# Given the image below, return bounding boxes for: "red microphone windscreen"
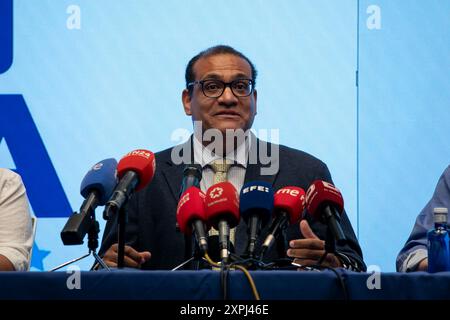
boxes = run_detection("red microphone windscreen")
[204,182,240,229]
[305,180,344,220]
[117,149,156,191]
[176,186,206,235]
[274,186,306,224]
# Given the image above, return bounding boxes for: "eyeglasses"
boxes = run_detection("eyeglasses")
[187,79,254,98]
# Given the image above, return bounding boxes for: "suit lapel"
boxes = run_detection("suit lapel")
[161,160,184,202]
[236,139,280,255]
[244,162,278,186]
[244,138,280,187]
[160,138,193,202]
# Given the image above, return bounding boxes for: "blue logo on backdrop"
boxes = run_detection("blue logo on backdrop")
[0,0,13,74]
[0,95,72,217]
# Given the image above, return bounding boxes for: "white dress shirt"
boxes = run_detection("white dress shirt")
[193,132,254,193]
[0,169,34,271]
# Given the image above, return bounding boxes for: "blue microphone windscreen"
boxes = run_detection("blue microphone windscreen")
[80,158,118,205]
[239,181,274,224]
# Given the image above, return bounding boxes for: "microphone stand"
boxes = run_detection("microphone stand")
[188,235,203,270]
[257,228,290,270]
[88,220,110,270]
[317,227,337,267]
[51,213,110,271]
[276,229,288,260]
[117,206,127,269]
[183,234,193,269]
[172,236,203,271]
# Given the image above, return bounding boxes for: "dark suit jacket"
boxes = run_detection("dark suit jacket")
[99,141,366,271]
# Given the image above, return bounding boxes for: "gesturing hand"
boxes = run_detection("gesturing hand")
[287,220,341,268]
[102,244,151,268]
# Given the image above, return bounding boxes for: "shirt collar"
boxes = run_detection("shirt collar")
[193,131,255,168]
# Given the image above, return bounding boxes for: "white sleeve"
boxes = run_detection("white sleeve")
[401,248,428,272]
[0,169,33,271]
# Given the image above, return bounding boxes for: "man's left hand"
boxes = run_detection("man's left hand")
[287,220,342,269]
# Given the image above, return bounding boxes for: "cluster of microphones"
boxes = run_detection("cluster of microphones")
[60,148,348,270]
[177,165,348,268]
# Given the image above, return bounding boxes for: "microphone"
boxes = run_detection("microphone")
[103,149,155,220]
[61,158,118,245]
[305,180,347,245]
[176,186,208,255]
[177,164,203,266]
[239,181,274,258]
[179,164,202,197]
[204,182,240,263]
[261,186,305,257]
[176,164,202,230]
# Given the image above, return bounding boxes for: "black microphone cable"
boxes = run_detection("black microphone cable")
[203,252,260,300]
[293,261,349,301]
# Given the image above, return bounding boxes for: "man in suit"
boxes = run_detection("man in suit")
[98,45,365,271]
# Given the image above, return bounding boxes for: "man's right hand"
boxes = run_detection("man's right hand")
[417,258,428,271]
[102,244,151,268]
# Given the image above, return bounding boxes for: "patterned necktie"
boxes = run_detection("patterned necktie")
[209,159,236,246]
[210,159,231,184]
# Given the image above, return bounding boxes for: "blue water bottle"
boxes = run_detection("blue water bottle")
[427,207,450,273]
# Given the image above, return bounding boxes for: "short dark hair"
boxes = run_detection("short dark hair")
[185,45,257,95]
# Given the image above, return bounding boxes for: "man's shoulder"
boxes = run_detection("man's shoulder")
[443,165,450,179]
[253,139,330,181]
[278,144,322,161]
[0,169,27,203]
[0,168,19,179]
[153,142,191,166]
[264,141,327,169]
[154,146,176,162]
[435,164,450,195]
[0,168,24,188]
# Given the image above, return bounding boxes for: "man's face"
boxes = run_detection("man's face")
[182,54,257,135]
